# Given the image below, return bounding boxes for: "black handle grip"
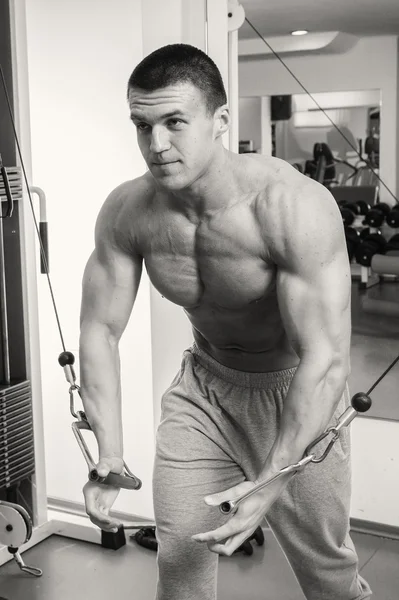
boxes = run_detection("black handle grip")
[89,469,142,490]
[39,221,49,273]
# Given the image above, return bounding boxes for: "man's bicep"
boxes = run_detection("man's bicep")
[268,180,352,366]
[276,254,351,365]
[80,247,142,341]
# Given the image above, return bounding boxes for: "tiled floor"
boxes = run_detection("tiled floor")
[0,529,398,599]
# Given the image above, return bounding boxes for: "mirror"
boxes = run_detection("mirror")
[239,90,381,168]
[272,90,380,180]
[239,90,399,422]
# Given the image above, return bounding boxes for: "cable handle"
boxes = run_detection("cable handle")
[60,352,142,491]
[219,454,314,516]
[72,419,142,490]
[220,392,372,516]
[305,392,372,462]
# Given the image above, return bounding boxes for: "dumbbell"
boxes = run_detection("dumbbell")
[386,205,399,228]
[359,228,387,244]
[340,201,370,227]
[344,227,360,261]
[133,524,265,558]
[354,233,387,267]
[386,233,399,256]
[356,200,371,215]
[234,526,265,556]
[133,526,158,552]
[363,202,391,227]
[359,227,377,240]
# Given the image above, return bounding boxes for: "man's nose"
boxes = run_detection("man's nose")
[150,126,171,154]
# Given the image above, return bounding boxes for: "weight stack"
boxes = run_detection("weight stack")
[0,381,35,489]
[1,165,35,515]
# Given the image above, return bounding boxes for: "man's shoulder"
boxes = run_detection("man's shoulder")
[105,172,156,214]
[238,154,308,202]
[247,156,339,259]
[249,156,333,219]
[96,173,156,253]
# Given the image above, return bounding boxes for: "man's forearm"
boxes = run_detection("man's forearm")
[256,357,348,486]
[79,325,124,461]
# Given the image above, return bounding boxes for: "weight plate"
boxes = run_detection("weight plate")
[341,208,355,226]
[364,233,387,249]
[364,210,384,227]
[345,227,360,241]
[0,503,31,548]
[386,210,399,228]
[376,203,391,215]
[356,201,370,215]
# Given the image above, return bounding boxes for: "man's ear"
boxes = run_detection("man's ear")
[214,105,230,139]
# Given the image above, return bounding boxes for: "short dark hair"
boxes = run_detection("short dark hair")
[127,44,227,115]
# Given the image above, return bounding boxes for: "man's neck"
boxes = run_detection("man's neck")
[169,149,243,220]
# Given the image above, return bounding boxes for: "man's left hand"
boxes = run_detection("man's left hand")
[191,480,273,556]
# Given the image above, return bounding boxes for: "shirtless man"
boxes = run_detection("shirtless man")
[80,44,371,600]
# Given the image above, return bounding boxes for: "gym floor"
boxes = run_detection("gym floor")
[0,528,398,599]
[1,281,398,599]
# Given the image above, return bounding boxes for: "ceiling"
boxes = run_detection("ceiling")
[239,0,399,38]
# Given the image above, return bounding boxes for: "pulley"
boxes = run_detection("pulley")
[0,500,42,577]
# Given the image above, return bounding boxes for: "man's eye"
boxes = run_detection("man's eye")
[136,123,149,131]
[168,119,184,127]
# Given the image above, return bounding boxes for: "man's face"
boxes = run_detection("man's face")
[128,82,224,191]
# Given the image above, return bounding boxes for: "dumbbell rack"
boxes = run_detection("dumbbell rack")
[338,194,399,287]
[348,218,399,288]
[351,264,379,289]
[348,214,375,287]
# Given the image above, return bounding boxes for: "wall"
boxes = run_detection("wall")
[239,96,262,151]
[351,418,399,526]
[239,36,399,527]
[24,0,155,519]
[150,292,194,429]
[239,36,398,206]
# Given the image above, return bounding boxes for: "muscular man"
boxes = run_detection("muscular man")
[80,44,371,600]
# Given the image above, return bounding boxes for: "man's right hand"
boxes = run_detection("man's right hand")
[83,457,124,532]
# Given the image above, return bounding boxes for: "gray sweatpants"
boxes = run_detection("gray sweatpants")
[153,343,372,600]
